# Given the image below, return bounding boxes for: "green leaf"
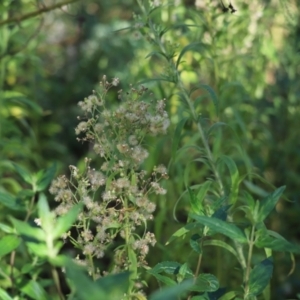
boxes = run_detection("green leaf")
[256,230,300,253]
[247,257,273,297]
[190,215,247,243]
[52,203,83,240]
[189,273,219,292]
[0,288,13,300]
[203,239,238,258]
[0,223,15,234]
[176,42,206,69]
[193,181,211,215]
[190,234,202,254]
[218,291,240,300]
[257,186,285,222]
[212,205,231,221]
[149,272,177,286]
[218,156,240,204]
[149,279,194,300]
[20,280,49,300]
[35,163,57,192]
[166,222,202,245]
[66,260,130,300]
[0,191,26,211]
[171,117,188,162]
[13,163,33,185]
[0,235,21,257]
[10,217,45,241]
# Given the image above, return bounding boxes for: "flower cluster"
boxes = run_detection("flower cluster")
[49,76,169,284]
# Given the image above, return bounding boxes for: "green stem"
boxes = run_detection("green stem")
[243,226,256,299]
[51,266,65,300]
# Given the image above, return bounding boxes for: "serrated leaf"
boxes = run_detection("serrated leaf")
[0,235,21,257]
[190,215,247,243]
[257,186,285,222]
[247,257,273,297]
[189,273,219,293]
[0,191,25,211]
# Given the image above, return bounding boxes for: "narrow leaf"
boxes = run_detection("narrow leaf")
[189,273,219,292]
[0,191,25,211]
[257,186,285,222]
[0,235,21,257]
[13,163,32,185]
[190,215,247,243]
[36,163,57,192]
[248,257,273,297]
[53,203,83,239]
[149,279,193,300]
[171,117,188,161]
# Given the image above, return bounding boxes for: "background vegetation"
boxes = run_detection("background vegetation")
[0,0,300,299]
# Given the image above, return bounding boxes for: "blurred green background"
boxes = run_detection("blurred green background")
[1,0,299,298]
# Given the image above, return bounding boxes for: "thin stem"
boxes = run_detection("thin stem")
[243,226,256,299]
[0,0,80,27]
[51,266,65,300]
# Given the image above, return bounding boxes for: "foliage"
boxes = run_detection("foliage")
[0,0,300,299]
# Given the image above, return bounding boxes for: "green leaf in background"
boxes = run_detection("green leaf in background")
[0,191,25,211]
[166,222,202,245]
[35,163,57,192]
[247,257,273,297]
[190,233,202,254]
[190,215,247,243]
[203,239,238,258]
[52,202,83,240]
[217,156,240,205]
[20,280,49,300]
[171,117,188,162]
[148,271,177,286]
[149,279,194,300]
[212,205,231,221]
[189,273,219,293]
[12,163,33,185]
[257,186,285,223]
[176,42,206,69]
[0,235,20,257]
[256,230,300,253]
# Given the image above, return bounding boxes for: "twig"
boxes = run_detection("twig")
[0,0,80,27]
